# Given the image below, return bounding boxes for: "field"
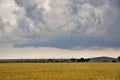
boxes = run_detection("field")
[0,63,120,80]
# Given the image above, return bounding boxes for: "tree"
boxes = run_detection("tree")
[71,58,76,62]
[78,58,85,62]
[80,58,85,62]
[117,56,120,62]
[112,59,117,63]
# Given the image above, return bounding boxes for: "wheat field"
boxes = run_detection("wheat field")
[0,63,120,80]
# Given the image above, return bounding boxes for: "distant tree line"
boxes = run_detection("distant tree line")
[0,58,89,63]
[0,56,120,63]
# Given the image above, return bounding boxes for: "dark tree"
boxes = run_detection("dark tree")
[117,56,120,62]
[71,58,76,62]
[80,58,85,62]
[112,59,117,63]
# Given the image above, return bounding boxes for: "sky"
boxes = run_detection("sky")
[0,0,120,59]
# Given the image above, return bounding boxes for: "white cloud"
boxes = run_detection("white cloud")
[0,0,120,49]
[14,0,119,36]
[0,47,120,59]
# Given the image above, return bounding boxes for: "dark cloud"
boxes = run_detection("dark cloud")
[13,35,120,49]
[0,18,5,33]
[89,0,105,7]
[0,0,120,49]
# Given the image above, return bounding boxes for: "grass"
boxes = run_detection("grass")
[0,63,120,80]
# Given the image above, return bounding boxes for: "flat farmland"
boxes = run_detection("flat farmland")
[0,63,120,80]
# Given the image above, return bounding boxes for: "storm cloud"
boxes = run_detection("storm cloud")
[0,0,120,49]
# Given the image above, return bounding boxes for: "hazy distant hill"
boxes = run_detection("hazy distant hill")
[88,56,116,62]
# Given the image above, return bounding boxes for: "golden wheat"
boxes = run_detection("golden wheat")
[0,63,120,80]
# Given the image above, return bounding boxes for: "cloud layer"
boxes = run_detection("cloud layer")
[0,0,120,49]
